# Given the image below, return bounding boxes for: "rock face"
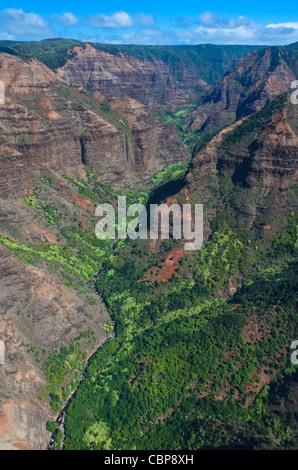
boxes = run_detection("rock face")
[0,53,189,199]
[183,97,298,235]
[57,44,207,112]
[0,49,190,449]
[108,96,188,173]
[0,238,108,449]
[186,45,297,135]
[0,40,297,451]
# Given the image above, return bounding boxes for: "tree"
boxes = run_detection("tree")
[83,421,112,450]
[46,420,56,433]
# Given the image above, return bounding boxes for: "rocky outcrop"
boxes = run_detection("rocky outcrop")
[0,220,108,449]
[57,44,207,112]
[0,50,190,449]
[108,96,189,173]
[181,97,298,235]
[0,53,189,198]
[0,40,296,451]
[186,46,297,135]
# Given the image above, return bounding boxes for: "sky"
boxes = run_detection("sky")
[0,1,297,45]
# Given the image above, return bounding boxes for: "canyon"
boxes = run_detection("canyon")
[0,39,297,450]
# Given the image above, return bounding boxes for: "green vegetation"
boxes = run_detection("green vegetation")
[0,37,297,451]
[0,162,192,415]
[42,331,96,411]
[63,238,297,449]
[221,94,287,149]
[83,421,112,450]
[1,135,296,449]
[0,38,82,69]
[156,107,197,150]
[62,199,297,450]
[0,233,108,291]
[41,202,62,226]
[60,128,297,448]
[0,39,258,81]
[62,174,119,204]
[46,421,57,433]
[4,145,295,449]
[149,161,189,188]
[16,133,33,145]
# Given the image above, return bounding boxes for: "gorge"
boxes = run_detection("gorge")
[0,39,297,450]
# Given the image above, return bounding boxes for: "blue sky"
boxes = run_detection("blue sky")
[0,1,297,45]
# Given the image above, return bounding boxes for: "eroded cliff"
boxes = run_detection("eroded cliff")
[0,53,189,199]
[185,44,297,136]
[182,96,298,237]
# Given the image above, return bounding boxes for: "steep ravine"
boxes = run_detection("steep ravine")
[48,263,116,450]
[47,176,184,450]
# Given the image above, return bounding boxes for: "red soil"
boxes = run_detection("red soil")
[74,193,94,214]
[139,248,184,284]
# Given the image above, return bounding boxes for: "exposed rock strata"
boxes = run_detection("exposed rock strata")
[57,44,207,112]
[186,47,296,135]
[0,53,189,198]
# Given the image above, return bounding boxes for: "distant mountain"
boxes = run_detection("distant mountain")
[0,39,260,112]
[184,42,298,139]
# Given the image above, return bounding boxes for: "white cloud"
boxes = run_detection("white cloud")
[112,13,298,46]
[227,16,251,28]
[0,9,297,46]
[266,22,298,30]
[1,8,52,37]
[123,32,136,40]
[0,31,16,40]
[58,12,78,26]
[89,11,133,28]
[194,16,260,44]
[191,15,298,45]
[199,11,218,25]
[136,13,155,26]
[194,24,258,42]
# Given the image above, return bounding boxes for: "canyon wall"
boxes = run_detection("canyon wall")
[0,53,189,199]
